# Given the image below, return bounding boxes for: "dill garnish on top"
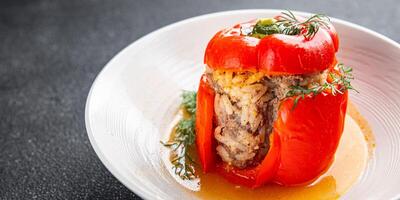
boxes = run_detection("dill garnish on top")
[249,10,331,40]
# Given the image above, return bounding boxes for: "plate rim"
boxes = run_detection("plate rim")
[85,9,400,200]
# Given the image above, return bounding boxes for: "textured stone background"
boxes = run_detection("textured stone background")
[0,0,398,199]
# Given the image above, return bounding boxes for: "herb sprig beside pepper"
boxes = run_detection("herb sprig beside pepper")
[181,91,197,115]
[162,91,198,180]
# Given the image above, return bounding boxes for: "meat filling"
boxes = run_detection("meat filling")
[207,68,328,168]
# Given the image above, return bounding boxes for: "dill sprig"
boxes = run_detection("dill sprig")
[285,63,357,108]
[276,10,331,40]
[162,90,197,180]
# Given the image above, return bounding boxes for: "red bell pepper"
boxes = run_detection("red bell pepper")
[196,14,348,187]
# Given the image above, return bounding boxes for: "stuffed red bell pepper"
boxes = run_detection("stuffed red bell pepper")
[195,11,354,188]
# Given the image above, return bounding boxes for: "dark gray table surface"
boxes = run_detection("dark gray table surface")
[0,0,398,199]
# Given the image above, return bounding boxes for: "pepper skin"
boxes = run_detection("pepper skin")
[195,75,216,172]
[272,91,348,186]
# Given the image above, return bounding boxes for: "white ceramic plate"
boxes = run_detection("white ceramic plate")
[85,10,400,200]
